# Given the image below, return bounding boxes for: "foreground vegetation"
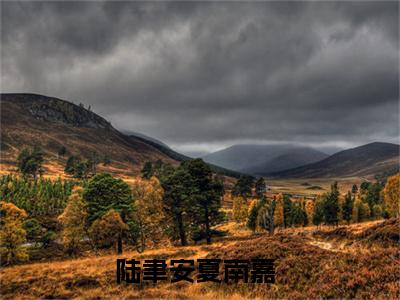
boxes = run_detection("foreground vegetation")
[1,219,398,299]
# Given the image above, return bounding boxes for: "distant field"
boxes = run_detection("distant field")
[266,176,370,196]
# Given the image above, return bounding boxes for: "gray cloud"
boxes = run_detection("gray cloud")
[1,1,399,154]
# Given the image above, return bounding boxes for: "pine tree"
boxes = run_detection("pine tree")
[247,202,259,232]
[182,159,224,244]
[342,191,353,224]
[255,177,266,198]
[161,166,193,246]
[232,175,254,198]
[283,195,292,228]
[17,145,44,179]
[141,161,153,179]
[84,173,133,254]
[323,182,340,226]
[352,184,358,194]
[312,197,324,227]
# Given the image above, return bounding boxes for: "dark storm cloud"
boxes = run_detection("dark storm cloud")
[1,1,399,153]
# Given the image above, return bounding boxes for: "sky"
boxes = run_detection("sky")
[1,1,399,156]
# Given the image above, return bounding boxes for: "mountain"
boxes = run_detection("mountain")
[0,93,184,177]
[270,142,400,178]
[202,144,329,175]
[0,93,242,179]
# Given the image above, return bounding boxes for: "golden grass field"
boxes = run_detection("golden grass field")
[1,219,399,299]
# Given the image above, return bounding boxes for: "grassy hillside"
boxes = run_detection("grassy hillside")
[1,219,398,299]
[270,142,399,178]
[0,93,181,178]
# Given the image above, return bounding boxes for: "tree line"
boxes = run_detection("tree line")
[229,174,399,235]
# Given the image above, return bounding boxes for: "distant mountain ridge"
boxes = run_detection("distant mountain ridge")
[269,142,400,178]
[202,144,329,175]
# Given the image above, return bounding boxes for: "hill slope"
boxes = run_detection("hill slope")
[270,142,399,178]
[203,144,328,174]
[0,93,184,177]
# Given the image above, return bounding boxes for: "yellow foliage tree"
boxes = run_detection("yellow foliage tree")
[232,196,248,223]
[58,186,87,255]
[131,176,166,250]
[305,200,314,225]
[0,201,28,265]
[274,194,284,228]
[89,209,128,251]
[382,173,400,218]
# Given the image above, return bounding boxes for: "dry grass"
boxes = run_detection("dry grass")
[1,220,399,299]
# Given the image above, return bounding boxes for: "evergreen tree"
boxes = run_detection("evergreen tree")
[182,159,224,244]
[161,166,193,246]
[323,182,340,226]
[351,184,358,194]
[17,145,44,179]
[312,198,324,227]
[83,173,133,254]
[247,202,258,232]
[232,175,254,198]
[141,161,153,179]
[283,195,292,228]
[342,191,353,224]
[58,146,67,158]
[255,177,266,198]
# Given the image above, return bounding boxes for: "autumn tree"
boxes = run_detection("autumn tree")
[84,173,133,254]
[257,196,276,235]
[382,173,400,218]
[304,200,314,226]
[273,194,284,228]
[232,196,248,223]
[89,209,128,251]
[58,187,87,256]
[131,176,165,252]
[0,201,28,265]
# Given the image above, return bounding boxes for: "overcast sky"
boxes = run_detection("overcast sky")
[1,1,399,155]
